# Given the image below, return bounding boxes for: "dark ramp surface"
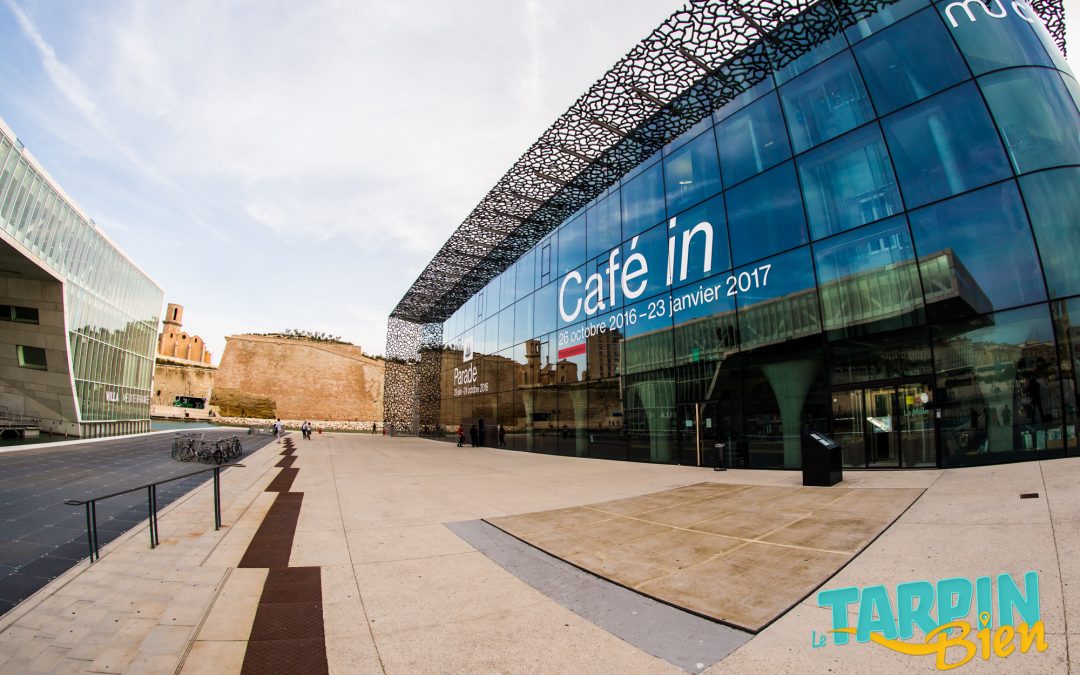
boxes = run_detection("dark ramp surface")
[0,429,276,615]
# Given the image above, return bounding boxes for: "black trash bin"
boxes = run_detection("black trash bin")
[801,429,842,486]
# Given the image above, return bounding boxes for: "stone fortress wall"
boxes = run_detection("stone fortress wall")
[212,334,384,422]
[152,356,216,406]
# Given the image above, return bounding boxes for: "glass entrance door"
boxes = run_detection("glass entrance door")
[832,383,936,468]
[865,387,899,467]
[677,402,722,467]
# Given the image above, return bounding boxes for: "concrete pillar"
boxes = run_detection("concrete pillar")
[762,358,820,469]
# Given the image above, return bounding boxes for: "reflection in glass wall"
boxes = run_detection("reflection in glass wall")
[434,0,1080,471]
[933,306,1063,466]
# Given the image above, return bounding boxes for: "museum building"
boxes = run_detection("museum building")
[0,117,163,437]
[386,0,1079,470]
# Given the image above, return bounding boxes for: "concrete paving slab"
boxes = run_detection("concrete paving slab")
[448,519,749,673]
[488,482,920,632]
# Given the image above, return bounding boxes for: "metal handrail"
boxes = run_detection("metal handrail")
[65,463,245,562]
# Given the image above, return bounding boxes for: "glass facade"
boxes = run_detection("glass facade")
[435,0,1080,469]
[0,122,163,434]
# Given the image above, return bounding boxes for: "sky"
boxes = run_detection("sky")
[0,0,1076,364]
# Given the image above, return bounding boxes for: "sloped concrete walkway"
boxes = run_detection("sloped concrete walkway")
[0,433,1075,673]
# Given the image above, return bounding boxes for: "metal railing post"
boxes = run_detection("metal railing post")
[83,502,95,562]
[90,500,99,561]
[149,484,159,547]
[147,486,156,548]
[213,467,221,530]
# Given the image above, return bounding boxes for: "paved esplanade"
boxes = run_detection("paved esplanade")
[0,433,1075,673]
[0,429,276,615]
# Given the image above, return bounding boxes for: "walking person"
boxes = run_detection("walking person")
[457,424,465,447]
[469,424,478,448]
[372,421,377,435]
[274,418,283,444]
[498,424,506,447]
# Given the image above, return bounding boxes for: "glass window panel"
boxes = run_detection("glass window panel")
[672,269,738,370]
[537,238,553,287]
[515,248,535,300]
[663,128,722,215]
[17,345,47,371]
[663,115,714,154]
[882,82,1011,208]
[669,193,730,290]
[979,67,1080,175]
[1,161,27,223]
[727,162,808,267]
[853,7,969,115]
[499,267,515,311]
[940,0,1052,75]
[839,0,930,44]
[484,277,500,317]
[497,307,515,351]
[513,294,534,344]
[769,1,848,85]
[798,123,903,240]
[622,150,660,183]
[557,263,588,329]
[587,377,627,460]
[813,215,923,334]
[1019,168,1080,299]
[734,246,821,350]
[1027,8,1070,72]
[623,294,674,372]
[933,304,1062,466]
[779,51,875,153]
[716,92,791,186]
[586,193,621,260]
[909,181,1045,317]
[558,214,586,276]
[620,221,669,304]
[0,138,13,184]
[533,281,557,337]
[621,161,665,235]
[712,47,776,124]
[1051,298,1080,454]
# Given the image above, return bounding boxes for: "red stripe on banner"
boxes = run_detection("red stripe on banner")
[558,343,586,359]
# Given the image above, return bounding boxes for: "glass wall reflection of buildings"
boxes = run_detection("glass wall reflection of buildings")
[435,0,1080,470]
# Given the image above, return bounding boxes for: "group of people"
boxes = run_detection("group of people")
[456,421,507,448]
[271,418,317,442]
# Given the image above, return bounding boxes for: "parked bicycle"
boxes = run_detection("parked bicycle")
[171,433,242,465]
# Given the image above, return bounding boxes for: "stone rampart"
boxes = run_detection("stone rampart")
[212,334,384,421]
